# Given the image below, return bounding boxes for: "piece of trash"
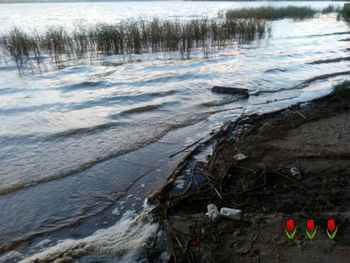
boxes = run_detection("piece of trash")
[233,153,248,161]
[206,204,220,222]
[220,207,242,220]
[290,167,302,180]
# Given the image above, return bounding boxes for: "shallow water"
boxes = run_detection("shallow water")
[0,1,350,261]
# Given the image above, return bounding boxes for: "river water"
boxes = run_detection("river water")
[0,1,349,262]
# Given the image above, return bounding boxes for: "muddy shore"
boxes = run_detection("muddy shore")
[150,84,350,262]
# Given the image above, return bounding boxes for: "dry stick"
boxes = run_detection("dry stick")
[236,165,257,173]
[203,171,222,199]
[169,135,207,158]
[242,173,266,193]
[218,166,231,193]
[164,220,185,252]
[271,169,297,183]
[295,110,307,119]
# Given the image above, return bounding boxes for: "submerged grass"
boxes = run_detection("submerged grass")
[0,17,267,70]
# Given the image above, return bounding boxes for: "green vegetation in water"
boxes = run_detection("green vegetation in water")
[225,6,318,20]
[1,5,346,72]
[0,17,267,71]
[337,10,350,21]
[321,4,342,14]
[224,5,344,20]
[333,80,350,95]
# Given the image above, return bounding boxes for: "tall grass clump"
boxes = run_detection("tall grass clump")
[0,28,42,70]
[333,80,350,95]
[0,17,268,70]
[225,6,317,20]
[337,9,350,21]
[321,5,341,14]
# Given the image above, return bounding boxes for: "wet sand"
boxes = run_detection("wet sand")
[151,85,350,262]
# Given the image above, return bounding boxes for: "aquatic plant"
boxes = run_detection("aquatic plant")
[321,5,341,14]
[333,80,350,95]
[337,9,350,21]
[225,6,318,20]
[0,17,268,70]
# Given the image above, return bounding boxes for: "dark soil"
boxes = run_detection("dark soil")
[151,87,350,263]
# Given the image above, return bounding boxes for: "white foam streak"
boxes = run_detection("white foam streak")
[20,211,158,263]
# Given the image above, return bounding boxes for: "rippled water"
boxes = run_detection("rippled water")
[0,1,350,261]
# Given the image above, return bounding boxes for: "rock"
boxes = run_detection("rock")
[212,86,249,97]
[207,204,220,222]
[220,207,242,220]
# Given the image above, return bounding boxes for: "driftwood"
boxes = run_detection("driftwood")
[212,86,249,97]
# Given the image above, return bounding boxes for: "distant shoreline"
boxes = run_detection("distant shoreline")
[0,0,349,4]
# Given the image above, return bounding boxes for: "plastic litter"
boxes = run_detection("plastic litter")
[220,207,242,220]
[206,204,220,222]
[290,167,302,180]
[233,153,248,161]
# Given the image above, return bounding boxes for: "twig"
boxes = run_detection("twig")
[203,172,222,199]
[295,110,306,119]
[169,135,206,158]
[164,220,185,252]
[236,165,257,174]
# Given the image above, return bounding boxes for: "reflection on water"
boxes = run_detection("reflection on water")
[1,16,349,196]
[0,1,350,261]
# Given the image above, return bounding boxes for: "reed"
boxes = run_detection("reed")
[225,6,318,20]
[0,17,267,70]
[321,5,342,14]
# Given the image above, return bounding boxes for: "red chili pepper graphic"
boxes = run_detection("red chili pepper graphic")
[285,219,297,239]
[306,219,317,240]
[326,219,338,240]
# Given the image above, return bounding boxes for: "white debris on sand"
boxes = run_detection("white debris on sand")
[206,204,220,222]
[220,207,242,220]
[233,153,248,161]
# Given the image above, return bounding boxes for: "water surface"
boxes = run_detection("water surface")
[0,1,349,261]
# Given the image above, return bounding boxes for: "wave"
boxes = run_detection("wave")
[251,70,350,96]
[309,57,350,65]
[60,80,111,93]
[0,109,219,196]
[117,103,165,115]
[264,67,288,73]
[301,70,350,86]
[19,210,158,263]
[0,90,177,115]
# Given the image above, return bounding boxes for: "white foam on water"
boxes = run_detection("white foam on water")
[20,210,158,263]
[0,251,24,262]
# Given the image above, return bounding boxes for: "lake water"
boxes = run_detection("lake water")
[0,1,349,262]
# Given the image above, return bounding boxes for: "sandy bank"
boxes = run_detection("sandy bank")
[150,84,350,262]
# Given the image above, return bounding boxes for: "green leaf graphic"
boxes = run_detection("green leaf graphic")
[326,226,339,240]
[306,226,318,240]
[285,226,297,239]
